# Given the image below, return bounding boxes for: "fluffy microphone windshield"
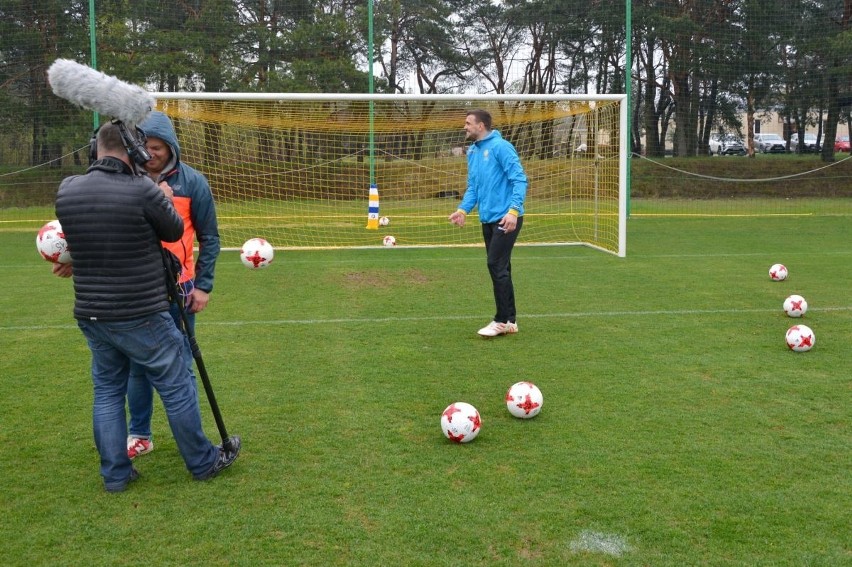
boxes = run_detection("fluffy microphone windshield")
[47,59,155,125]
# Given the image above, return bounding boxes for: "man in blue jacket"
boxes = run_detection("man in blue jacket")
[449,109,528,337]
[126,111,221,459]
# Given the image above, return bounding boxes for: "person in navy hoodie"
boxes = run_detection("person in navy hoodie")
[126,111,221,459]
[449,109,528,337]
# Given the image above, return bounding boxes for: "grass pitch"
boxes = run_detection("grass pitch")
[0,212,849,565]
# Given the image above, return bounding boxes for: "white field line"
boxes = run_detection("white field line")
[568,530,631,557]
[3,306,850,332]
[6,245,852,266]
[5,249,852,273]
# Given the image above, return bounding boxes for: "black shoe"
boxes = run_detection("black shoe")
[195,436,241,481]
[105,467,140,493]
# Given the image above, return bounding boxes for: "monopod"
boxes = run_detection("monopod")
[162,248,237,453]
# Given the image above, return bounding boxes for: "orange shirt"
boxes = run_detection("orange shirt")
[162,195,195,283]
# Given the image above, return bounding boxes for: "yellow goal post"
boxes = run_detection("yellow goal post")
[151,93,628,257]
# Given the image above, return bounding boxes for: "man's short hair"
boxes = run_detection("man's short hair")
[466,109,492,131]
[96,122,128,155]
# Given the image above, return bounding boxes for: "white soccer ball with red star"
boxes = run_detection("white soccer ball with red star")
[440,402,481,443]
[783,294,808,318]
[240,237,274,269]
[785,324,815,352]
[36,220,71,264]
[382,235,396,247]
[505,381,543,419]
[769,263,788,281]
[379,216,390,226]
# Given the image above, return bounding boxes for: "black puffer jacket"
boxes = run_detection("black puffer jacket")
[56,158,184,321]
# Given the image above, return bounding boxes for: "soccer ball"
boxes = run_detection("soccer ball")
[769,263,788,281]
[785,324,815,352]
[36,220,71,264]
[440,402,481,443]
[783,294,808,318]
[382,235,396,247]
[240,238,274,269]
[379,216,390,227]
[505,381,543,419]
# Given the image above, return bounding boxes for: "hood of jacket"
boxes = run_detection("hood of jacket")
[139,110,181,168]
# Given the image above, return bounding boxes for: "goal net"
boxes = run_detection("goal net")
[152,94,627,256]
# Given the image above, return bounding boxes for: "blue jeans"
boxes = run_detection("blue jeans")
[127,297,196,439]
[78,312,216,490]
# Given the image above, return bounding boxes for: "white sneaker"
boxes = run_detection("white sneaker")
[127,436,154,459]
[477,321,519,337]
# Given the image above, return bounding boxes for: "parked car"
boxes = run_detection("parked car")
[790,134,821,153]
[708,134,746,156]
[754,133,787,153]
[835,136,851,152]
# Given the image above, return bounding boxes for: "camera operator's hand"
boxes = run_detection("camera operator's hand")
[158,181,174,202]
[52,262,73,278]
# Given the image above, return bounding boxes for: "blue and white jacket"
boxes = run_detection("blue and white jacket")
[458,130,527,223]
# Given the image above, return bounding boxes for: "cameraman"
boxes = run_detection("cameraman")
[54,122,239,492]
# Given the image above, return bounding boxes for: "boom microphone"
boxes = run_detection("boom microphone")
[47,59,155,126]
